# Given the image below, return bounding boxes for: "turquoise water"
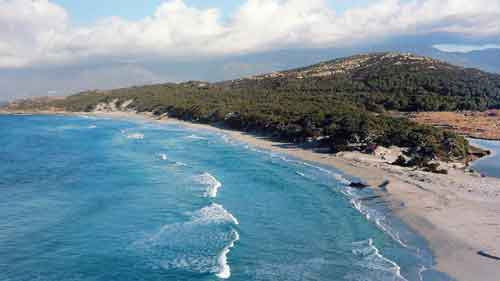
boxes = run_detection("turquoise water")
[469,138,500,178]
[0,115,453,281]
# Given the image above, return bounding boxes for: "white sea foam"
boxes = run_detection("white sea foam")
[155,153,187,167]
[350,196,409,248]
[219,133,240,145]
[334,173,351,185]
[375,217,409,248]
[418,265,428,281]
[132,180,240,279]
[88,125,97,129]
[190,203,239,225]
[295,171,307,178]
[351,239,408,281]
[302,162,333,175]
[126,133,144,139]
[140,204,239,248]
[221,134,231,143]
[186,134,207,140]
[216,230,240,279]
[195,172,222,198]
[173,161,188,167]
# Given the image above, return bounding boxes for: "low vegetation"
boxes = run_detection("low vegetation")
[48,83,470,163]
[6,52,497,165]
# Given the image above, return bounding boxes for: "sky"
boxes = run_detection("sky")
[1,0,500,100]
[51,0,373,24]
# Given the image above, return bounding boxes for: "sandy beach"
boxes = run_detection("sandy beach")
[4,110,500,281]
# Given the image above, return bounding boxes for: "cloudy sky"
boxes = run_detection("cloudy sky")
[1,0,500,100]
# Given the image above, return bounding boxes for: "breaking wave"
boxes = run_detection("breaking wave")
[186,134,208,140]
[194,172,223,198]
[126,133,145,140]
[190,203,239,225]
[348,238,408,281]
[349,192,409,249]
[216,230,240,279]
[295,171,308,178]
[134,203,239,278]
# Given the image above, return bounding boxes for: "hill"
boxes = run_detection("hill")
[219,52,500,111]
[6,52,500,166]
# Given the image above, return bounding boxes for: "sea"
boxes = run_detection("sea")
[468,138,500,178]
[0,115,455,281]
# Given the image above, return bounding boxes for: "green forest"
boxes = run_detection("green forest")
[8,53,500,166]
[50,83,470,165]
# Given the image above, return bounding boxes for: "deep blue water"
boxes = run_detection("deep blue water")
[0,115,454,281]
[469,138,500,178]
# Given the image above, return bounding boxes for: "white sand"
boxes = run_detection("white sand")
[156,114,500,281]
[8,110,500,281]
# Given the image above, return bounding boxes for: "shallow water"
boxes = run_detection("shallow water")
[0,115,454,281]
[469,138,500,178]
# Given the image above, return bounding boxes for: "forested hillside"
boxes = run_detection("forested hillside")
[6,52,500,165]
[220,52,500,111]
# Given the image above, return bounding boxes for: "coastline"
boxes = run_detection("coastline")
[4,110,500,281]
[468,138,499,161]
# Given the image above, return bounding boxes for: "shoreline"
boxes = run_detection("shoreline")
[468,138,499,162]
[4,110,500,281]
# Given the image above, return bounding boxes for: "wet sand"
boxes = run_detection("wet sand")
[5,110,500,281]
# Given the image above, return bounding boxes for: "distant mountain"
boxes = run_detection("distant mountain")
[1,32,499,101]
[430,49,500,74]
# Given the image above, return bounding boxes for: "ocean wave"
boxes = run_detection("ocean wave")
[194,173,222,198]
[173,161,188,167]
[134,203,239,278]
[302,162,333,175]
[216,230,240,279]
[350,195,409,248]
[219,134,240,146]
[54,125,83,130]
[333,173,351,186]
[78,115,98,120]
[349,238,408,281]
[418,265,428,281]
[88,125,97,129]
[155,153,188,167]
[186,134,208,140]
[126,133,145,139]
[140,204,239,247]
[295,171,308,178]
[190,203,239,225]
[220,134,231,143]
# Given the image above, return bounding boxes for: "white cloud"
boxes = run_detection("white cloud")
[0,0,69,67]
[433,43,500,53]
[1,0,500,68]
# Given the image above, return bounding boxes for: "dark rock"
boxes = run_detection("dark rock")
[364,143,378,154]
[349,182,369,189]
[478,251,500,261]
